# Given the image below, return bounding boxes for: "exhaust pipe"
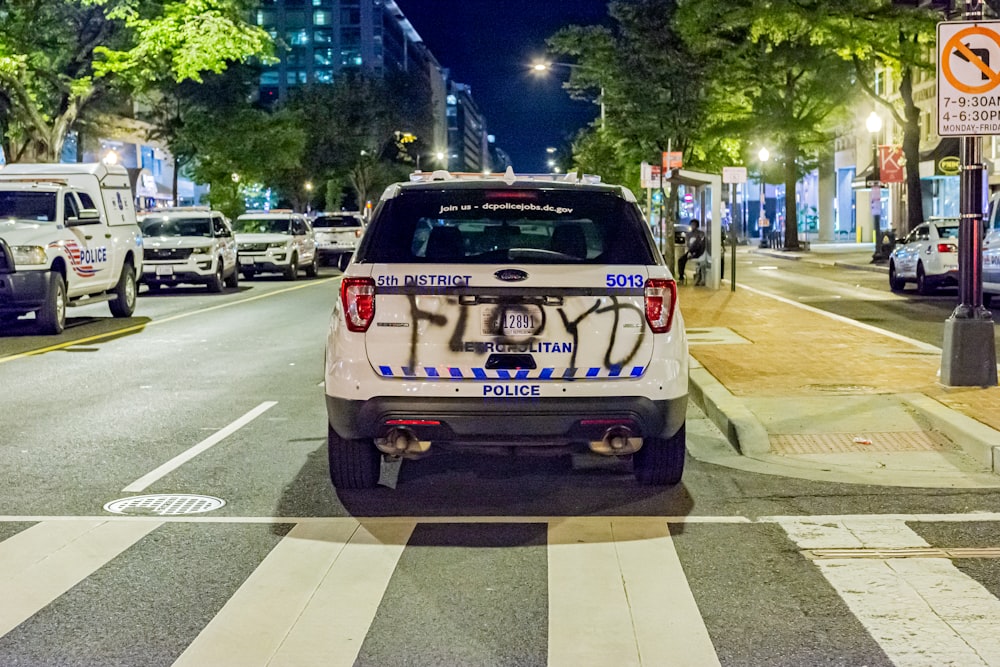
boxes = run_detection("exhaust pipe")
[589,426,642,456]
[376,428,431,458]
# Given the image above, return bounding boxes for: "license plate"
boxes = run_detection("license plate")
[155,265,174,276]
[482,305,543,336]
[239,256,253,265]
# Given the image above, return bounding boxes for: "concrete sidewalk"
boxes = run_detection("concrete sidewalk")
[680,249,1000,488]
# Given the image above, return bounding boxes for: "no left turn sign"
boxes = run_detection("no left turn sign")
[938,21,1000,136]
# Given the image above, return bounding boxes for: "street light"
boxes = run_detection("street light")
[531,60,605,130]
[866,111,884,262]
[758,147,770,248]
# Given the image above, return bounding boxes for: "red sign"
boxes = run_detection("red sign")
[878,145,904,184]
[662,151,683,170]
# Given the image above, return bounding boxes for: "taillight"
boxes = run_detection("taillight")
[355,229,363,238]
[340,277,375,332]
[644,278,677,333]
[937,243,956,253]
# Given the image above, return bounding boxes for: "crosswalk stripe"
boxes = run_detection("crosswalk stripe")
[547,518,719,667]
[172,520,414,667]
[0,520,161,637]
[780,518,1000,667]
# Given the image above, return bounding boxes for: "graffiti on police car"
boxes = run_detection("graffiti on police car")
[402,293,646,373]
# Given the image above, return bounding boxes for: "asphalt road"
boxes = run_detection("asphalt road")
[2,261,1000,666]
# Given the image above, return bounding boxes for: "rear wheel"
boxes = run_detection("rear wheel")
[888,261,905,291]
[985,292,994,308]
[633,424,686,485]
[36,272,67,335]
[338,253,352,271]
[327,424,381,489]
[916,263,933,295]
[109,262,137,317]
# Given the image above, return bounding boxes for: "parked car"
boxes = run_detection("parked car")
[324,168,688,490]
[311,211,366,270]
[888,219,959,295]
[139,208,238,292]
[233,211,318,280]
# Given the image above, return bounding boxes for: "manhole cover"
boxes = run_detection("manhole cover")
[803,383,880,394]
[103,494,225,516]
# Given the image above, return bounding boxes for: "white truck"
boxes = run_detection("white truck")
[0,163,143,334]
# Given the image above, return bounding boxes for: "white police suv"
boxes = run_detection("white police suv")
[324,169,688,489]
[888,219,959,295]
[233,211,318,280]
[139,208,238,292]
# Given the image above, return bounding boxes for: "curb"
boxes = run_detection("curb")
[688,361,770,456]
[901,393,1000,474]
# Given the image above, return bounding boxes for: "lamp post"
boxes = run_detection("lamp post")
[866,111,884,262]
[758,147,769,248]
[531,61,605,130]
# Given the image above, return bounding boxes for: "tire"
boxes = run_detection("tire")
[984,292,994,308]
[241,269,255,280]
[327,424,381,489]
[888,261,905,292]
[916,263,933,295]
[283,254,298,280]
[633,424,686,486]
[224,265,239,289]
[305,254,318,278]
[338,253,352,271]
[109,262,137,317]
[207,261,224,293]
[36,272,67,335]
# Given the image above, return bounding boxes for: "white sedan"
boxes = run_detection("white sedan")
[888,220,959,295]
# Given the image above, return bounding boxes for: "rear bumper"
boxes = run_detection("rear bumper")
[326,394,687,443]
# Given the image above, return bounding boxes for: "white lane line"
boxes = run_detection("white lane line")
[548,519,640,666]
[172,520,414,667]
[780,518,1000,666]
[269,521,414,666]
[614,519,721,667]
[548,518,719,667]
[123,401,277,492]
[738,283,942,352]
[0,520,160,638]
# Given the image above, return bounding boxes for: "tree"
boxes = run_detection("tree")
[676,0,857,251]
[548,0,714,266]
[796,0,940,235]
[279,74,423,209]
[0,0,272,163]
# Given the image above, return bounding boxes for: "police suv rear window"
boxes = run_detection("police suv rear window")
[357,188,657,265]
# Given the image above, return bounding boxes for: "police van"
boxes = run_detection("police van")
[324,168,689,489]
[0,163,143,334]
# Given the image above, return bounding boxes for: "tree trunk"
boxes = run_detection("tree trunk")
[899,67,924,235]
[783,141,800,250]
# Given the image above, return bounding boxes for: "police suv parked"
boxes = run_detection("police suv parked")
[0,162,142,334]
[139,208,238,292]
[324,168,688,489]
[233,211,318,280]
[312,210,366,270]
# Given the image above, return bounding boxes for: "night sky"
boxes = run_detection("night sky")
[392,0,610,173]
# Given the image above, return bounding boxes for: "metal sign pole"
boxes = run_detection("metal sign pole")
[941,0,998,386]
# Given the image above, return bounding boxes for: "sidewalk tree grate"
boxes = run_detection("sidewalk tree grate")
[803,383,881,394]
[686,327,752,346]
[771,431,957,454]
[103,494,226,516]
[803,547,1000,560]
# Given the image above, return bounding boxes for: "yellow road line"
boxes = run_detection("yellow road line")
[0,277,339,365]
